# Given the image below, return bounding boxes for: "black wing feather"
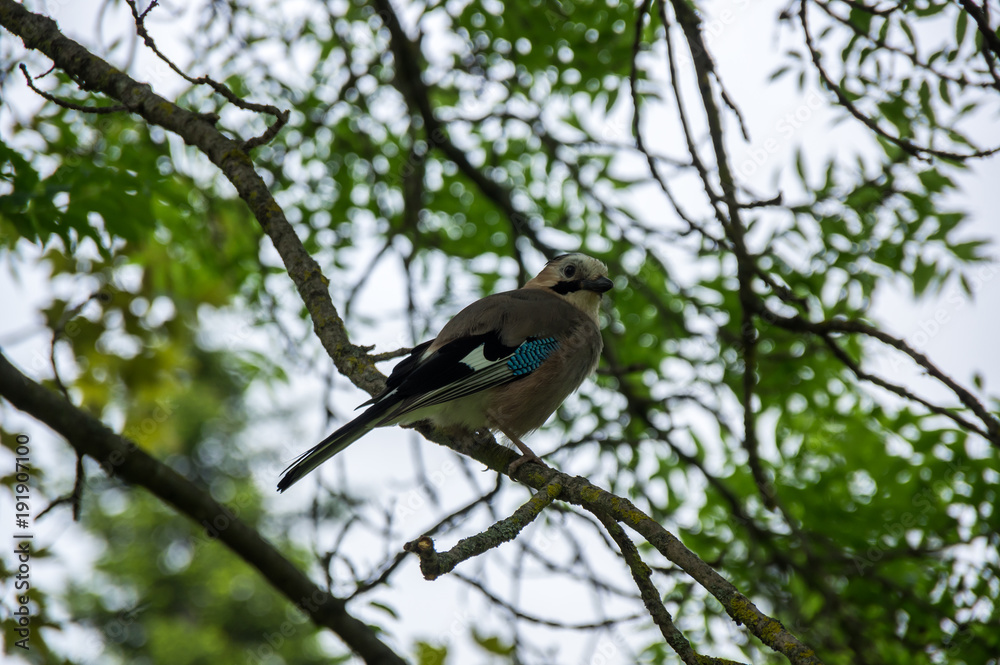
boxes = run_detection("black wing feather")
[379,332,518,403]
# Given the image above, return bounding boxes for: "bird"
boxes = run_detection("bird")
[277,253,613,492]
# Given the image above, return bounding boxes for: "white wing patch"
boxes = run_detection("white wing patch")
[399,343,516,414]
[376,337,558,424]
[459,344,501,372]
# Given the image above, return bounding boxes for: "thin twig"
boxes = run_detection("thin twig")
[36,452,86,521]
[958,0,1000,59]
[593,509,749,665]
[647,3,727,237]
[124,0,288,150]
[800,0,1000,160]
[404,480,560,580]
[762,308,1000,445]
[453,571,645,630]
[350,476,503,598]
[20,64,126,113]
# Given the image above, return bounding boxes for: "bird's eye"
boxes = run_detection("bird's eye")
[563,264,577,278]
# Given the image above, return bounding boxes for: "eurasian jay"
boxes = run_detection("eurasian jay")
[277,253,613,492]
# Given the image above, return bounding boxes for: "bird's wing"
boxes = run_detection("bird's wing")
[374,331,560,421]
[371,290,578,421]
[279,324,559,492]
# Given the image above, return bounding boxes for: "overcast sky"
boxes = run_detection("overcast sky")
[2,0,998,663]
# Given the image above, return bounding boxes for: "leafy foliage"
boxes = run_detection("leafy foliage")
[1,0,998,664]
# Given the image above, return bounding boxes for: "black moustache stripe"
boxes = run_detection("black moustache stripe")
[550,280,583,295]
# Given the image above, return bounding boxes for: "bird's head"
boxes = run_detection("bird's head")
[524,253,613,322]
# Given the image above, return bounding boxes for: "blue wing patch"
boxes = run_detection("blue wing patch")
[507,337,559,376]
[368,333,562,422]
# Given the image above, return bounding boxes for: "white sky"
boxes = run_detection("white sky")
[1,0,998,663]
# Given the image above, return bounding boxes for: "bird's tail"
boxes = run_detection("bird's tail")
[277,405,388,492]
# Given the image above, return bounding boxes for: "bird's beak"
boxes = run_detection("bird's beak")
[582,276,614,293]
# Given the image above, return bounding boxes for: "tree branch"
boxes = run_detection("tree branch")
[757,307,1000,446]
[593,510,748,665]
[661,0,778,509]
[800,0,1000,160]
[370,0,555,261]
[19,62,126,113]
[432,429,827,665]
[123,0,288,150]
[958,0,1000,60]
[1,4,829,662]
[404,480,560,580]
[0,0,386,399]
[0,350,407,665]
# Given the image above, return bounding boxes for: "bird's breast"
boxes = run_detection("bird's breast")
[486,322,602,436]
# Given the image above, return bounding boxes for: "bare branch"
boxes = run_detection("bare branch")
[800,0,1000,160]
[593,510,749,665]
[350,476,503,598]
[19,63,126,113]
[404,481,560,580]
[424,426,826,665]
[123,0,289,150]
[453,571,644,630]
[0,0,386,396]
[0,349,407,665]
[958,0,1000,60]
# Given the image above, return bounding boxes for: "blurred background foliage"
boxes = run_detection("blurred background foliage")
[1,0,999,663]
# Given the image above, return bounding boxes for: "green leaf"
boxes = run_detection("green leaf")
[415,642,448,665]
[917,168,952,193]
[956,9,969,44]
[911,256,936,295]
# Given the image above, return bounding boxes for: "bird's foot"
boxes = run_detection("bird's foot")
[507,450,547,475]
[491,424,548,475]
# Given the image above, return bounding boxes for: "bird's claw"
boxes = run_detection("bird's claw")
[507,452,547,475]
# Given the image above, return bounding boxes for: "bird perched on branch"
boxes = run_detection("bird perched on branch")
[277,253,613,492]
